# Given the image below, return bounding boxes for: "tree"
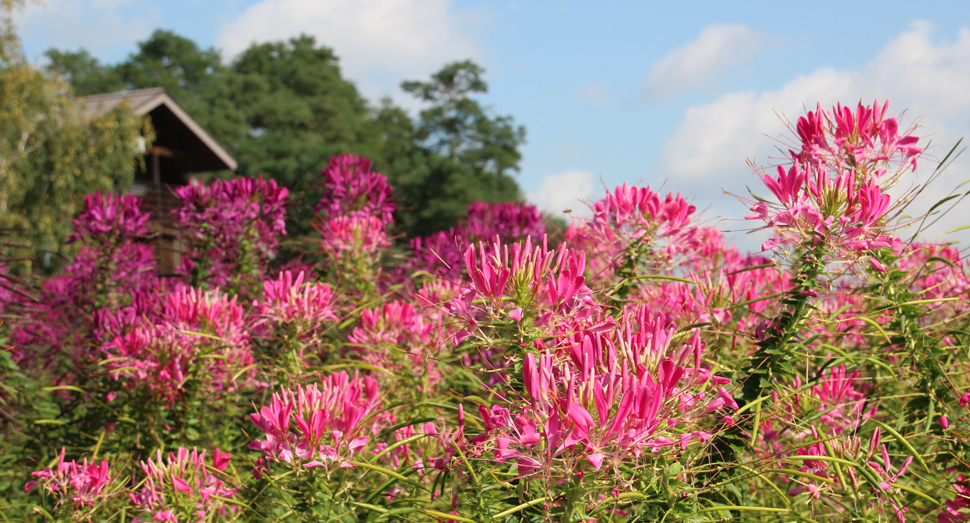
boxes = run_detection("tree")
[43,48,125,95]
[401,60,526,182]
[388,61,524,237]
[0,3,147,273]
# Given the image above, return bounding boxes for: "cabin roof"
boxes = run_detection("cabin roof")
[79,87,237,172]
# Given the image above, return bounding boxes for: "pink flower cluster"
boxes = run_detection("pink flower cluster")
[129,447,237,523]
[941,475,970,523]
[867,433,914,523]
[407,200,546,280]
[254,270,337,330]
[794,100,921,173]
[14,106,970,522]
[808,364,875,433]
[445,236,598,356]
[745,100,922,261]
[463,200,545,242]
[315,154,395,223]
[468,310,733,477]
[8,191,158,367]
[25,448,116,509]
[347,300,451,392]
[565,183,700,281]
[249,371,382,470]
[102,286,258,401]
[174,175,288,286]
[314,154,394,259]
[69,191,150,245]
[315,215,389,257]
[448,235,737,479]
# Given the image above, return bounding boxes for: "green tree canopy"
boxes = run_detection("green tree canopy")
[401,60,526,180]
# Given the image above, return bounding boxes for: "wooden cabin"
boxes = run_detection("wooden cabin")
[79,87,237,275]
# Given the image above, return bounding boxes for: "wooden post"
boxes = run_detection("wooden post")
[151,152,161,215]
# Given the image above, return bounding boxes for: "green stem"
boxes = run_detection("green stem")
[740,243,825,404]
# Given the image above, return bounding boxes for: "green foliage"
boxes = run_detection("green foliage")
[402,59,525,180]
[43,48,125,95]
[390,61,525,237]
[0,34,147,272]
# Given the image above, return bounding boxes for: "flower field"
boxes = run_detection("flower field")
[3,100,970,522]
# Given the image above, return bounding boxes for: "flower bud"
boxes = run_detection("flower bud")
[868,428,881,459]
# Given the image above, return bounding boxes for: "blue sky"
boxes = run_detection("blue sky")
[16,0,970,248]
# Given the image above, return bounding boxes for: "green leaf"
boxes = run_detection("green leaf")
[492,498,549,520]
[423,509,476,522]
[41,385,84,393]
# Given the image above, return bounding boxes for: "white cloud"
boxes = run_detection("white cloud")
[576,82,606,104]
[14,0,155,62]
[215,0,483,104]
[528,170,597,218]
[661,21,970,242]
[643,24,763,101]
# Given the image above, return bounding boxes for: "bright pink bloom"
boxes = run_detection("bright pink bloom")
[255,270,337,328]
[174,175,288,286]
[467,308,734,480]
[809,364,874,433]
[249,372,383,468]
[316,154,395,224]
[130,447,238,522]
[101,286,259,401]
[867,444,913,523]
[25,448,115,509]
[762,165,806,207]
[405,201,546,281]
[940,474,970,523]
[745,100,921,260]
[315,215,389,256]
[69,191,150,244]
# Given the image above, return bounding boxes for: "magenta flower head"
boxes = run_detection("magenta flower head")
[794,99,922,172]
[940,474,970,523]
[249,371,383,469]
[564,183,701,282]
[744,100,921,258]
[316,154,396,225]
[174,175,288,285]
[101,285,258,401]
[69,191,150,245]
[129,447,238,522]
[405,201,546,282]
[592,183,696,239]
[867,444,914,522]
[25,448,117,509]
[809,364,873,433]
[315,215,389,257]
[254,270,337,328]
[463,201,546,243]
